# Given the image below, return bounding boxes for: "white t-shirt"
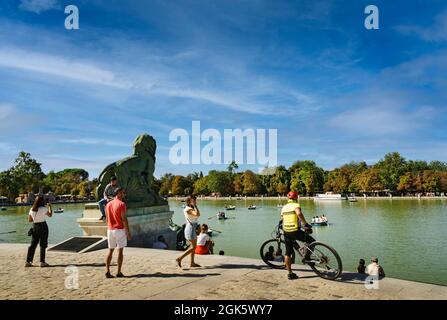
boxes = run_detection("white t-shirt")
[184,206,199,224]
[29,207,48,223]
[366,263,380,276]
[197,233,210,246]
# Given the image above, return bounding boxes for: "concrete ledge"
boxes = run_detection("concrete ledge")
[0,243,445,300]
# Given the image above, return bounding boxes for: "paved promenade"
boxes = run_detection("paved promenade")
[0,244,445,300]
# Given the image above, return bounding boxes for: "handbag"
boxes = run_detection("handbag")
[27,227,34,237]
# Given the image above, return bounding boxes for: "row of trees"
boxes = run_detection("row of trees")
[1,151,447,201]
[155,153,447,197]
[0,152,97,201]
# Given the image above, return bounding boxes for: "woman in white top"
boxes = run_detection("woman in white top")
[176,195,201,268]
[25,196,52,267]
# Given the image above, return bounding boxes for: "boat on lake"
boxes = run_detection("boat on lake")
[311,216,328,226]
[314,192,347,200]
[348,196,358,202]
[0,207,6,211]
[224,205,236,210]
[54,208,64,213]
[248,205,257,210]
[217,211,227,220]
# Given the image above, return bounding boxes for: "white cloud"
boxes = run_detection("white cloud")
[395,11,447,43]
[0,48,131,89]
[19,0,59,14]
[329,106,435,135]
[59,138,129,148]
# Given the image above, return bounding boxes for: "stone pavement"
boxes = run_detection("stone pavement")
[0,244,445,300]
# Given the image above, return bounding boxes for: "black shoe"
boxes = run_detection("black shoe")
[99,216,106,221]
[288,272,299,280]
[105,272,114,278]
[116,272,125,278]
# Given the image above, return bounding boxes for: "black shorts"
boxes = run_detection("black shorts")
[283,229,315,257]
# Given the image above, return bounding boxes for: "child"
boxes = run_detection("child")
[273,248,284,262]
[195,224,214,255]
[357,258,366,274]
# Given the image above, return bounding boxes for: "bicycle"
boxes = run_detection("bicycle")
[259,221,343,280]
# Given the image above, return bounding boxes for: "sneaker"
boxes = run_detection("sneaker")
[105,272,114,279]
[99,216,106,221]
[116,272,125,278]
[288,272,299,280]
[40,262,50,267]
[25,262,33,267]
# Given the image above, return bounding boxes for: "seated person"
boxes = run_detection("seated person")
[357,258,366,274]
[152,235,168,250]
[273,248,284,262]
[195,224,214,255]
[264,246,275,261]
[366,257,385,277]
[98,176,119,221]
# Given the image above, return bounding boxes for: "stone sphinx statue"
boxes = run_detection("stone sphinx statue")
[96,133,167,209]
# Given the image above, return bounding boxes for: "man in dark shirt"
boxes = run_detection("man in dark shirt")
[98,176,119,221]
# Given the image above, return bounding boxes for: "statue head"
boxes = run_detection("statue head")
[133,133,156,157]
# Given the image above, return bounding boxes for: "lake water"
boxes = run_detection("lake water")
[1,199,446,286]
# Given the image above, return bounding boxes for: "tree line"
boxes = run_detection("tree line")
[153,154,447,197]
[0,152,97,201]
[1,151,447,202]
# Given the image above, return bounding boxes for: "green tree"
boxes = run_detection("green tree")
[193,177,209,195]
[374,152,407,191]
[227,161,239,174]
[241,170,262,195]
[0,170,19,201]
[397,172,415,193]
[11,152,45,193]
[171,175,189,196]
[206,170,234,195]
[428,161,447,172]
[159,173,174,196]
[351,168,383,193]
[268,166,290,195]
[422,170,441,193]
[289,161,324,195]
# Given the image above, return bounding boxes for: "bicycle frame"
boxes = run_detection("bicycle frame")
[273,222,316,261]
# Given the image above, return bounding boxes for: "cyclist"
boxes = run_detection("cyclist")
[281,191,315,280]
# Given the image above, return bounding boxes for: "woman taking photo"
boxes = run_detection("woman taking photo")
[25,196,52,267]
[176,195,201,268]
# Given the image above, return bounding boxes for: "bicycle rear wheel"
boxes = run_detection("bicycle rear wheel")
[259,239,294,269]
[306,242,343,280]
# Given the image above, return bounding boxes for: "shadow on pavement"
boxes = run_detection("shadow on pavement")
[200,263,270,270]
[126,272,221,278]
[47,263,106,268]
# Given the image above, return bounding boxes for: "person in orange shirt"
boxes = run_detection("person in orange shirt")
[104,188,131,278]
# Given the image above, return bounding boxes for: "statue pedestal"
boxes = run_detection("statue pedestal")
[77,203,176,249]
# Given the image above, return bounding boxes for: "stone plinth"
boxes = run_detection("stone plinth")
[77,203,176,249]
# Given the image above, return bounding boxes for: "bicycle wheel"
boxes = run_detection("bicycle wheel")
[306,242,343,280]
[259,239,294,269]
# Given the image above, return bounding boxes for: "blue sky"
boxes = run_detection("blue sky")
[0,0,446,178]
